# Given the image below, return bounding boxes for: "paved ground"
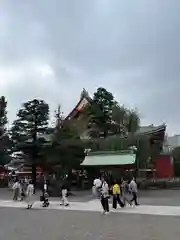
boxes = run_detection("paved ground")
[2,199,180,216]
[1,189,180,239]
[1,188,180,206]
[0,188,93,202]
[0,207,180,240]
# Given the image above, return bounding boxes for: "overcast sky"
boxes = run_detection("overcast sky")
[0,0,180,135]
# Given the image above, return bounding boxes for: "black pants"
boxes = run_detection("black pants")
[101,197,109,212]
[113,194,124,209]
[131,192,138,205]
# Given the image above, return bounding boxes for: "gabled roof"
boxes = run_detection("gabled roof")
[65,89,92,120]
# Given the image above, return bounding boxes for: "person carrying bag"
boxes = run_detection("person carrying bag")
[112,181,124,209]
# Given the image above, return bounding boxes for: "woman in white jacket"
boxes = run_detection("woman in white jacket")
[26,180,34,209]
[100,179,109,214]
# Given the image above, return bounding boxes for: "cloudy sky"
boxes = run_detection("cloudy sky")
[0,0,180,135]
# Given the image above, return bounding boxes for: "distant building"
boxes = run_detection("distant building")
[166,135,180,150]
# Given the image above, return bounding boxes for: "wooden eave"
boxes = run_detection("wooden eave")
[65,94,92,120]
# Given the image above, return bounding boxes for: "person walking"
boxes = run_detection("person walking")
[112,180,124,209]
[12,178,21,201]
[60,176,69,207]
[100,179,110,214]
[129,177,139,206]
[26,180,35,209]
[60,180,69,207]
[93,176,102,198]
[20,180,26,201]
[42,180,50,207]
[121,179,132,206]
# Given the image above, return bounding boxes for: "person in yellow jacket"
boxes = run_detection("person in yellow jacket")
[112,180,124,209]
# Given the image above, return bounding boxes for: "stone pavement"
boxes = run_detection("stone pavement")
[1,199,180,216]
[2,188,180,205]
[0,207,180,240]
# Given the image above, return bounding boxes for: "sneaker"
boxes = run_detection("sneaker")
[104,211,110,215]
[101,210,105,214]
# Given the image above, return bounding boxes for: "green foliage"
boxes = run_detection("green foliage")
[172,146,180,162]
[0,96,10,165]
[10,99,49,145]
[112,104,128,126]
[86,87,140,138]
[51,123,85,171]
[10,99,49,187]
[111,104,140,135]
[111,104,128,135]
[10,119,29,146]
[0,96,7,128]
[84,134,149,152]
[172,147,180,176]
[126,109,140,133]
[135,137,151,168]
[35,123,85,173]
[0,135,11,166]
[88,87,115,137]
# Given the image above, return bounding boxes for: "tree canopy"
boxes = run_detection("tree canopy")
[88,87,114,137]
[87,87,140,138]
[172,146,180,176]
[10,99,49,187]
[0,96,10,166]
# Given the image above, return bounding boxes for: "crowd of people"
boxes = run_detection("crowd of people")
[93,176,139,214]
[12,174,69,209]
[12,177,35,209]
[11,174,139,213]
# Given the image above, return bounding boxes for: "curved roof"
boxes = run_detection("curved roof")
[135,124,166,135]
[65,89,92,120]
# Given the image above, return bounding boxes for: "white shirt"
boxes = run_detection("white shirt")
[12,182,20,190]
[44,184,47,191]
[129,180,138,193]
[93,178,102,188]
[101,182,109,197]
[26,184,34,196]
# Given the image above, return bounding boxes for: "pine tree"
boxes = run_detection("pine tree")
[88,87,115,138]
[10,99,49,188]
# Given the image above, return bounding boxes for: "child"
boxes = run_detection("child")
[112,180,124,209]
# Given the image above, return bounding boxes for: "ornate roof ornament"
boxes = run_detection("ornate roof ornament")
[81,88,90,99]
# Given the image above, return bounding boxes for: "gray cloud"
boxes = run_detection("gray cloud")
[0,0,180,134]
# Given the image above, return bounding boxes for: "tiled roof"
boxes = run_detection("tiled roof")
[136,124,166,135]
[81,151,136,166]
[65,89,91,120]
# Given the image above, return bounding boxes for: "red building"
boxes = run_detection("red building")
[155,153,174,179]
[66,89,173,179]
[137,125,174,179]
